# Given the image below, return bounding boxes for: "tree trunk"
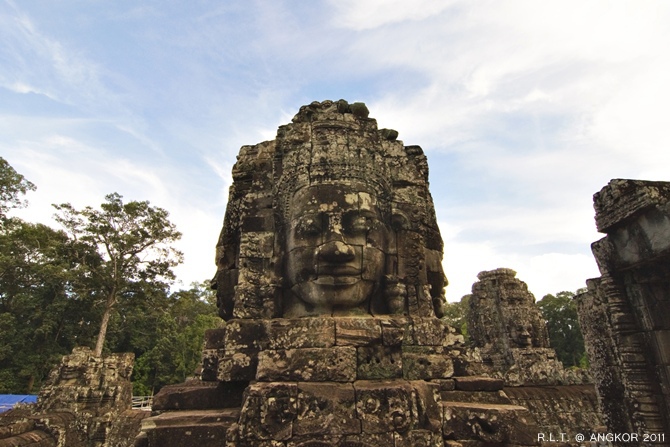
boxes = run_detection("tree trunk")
[26,375,35,393]
[94,293,115,356]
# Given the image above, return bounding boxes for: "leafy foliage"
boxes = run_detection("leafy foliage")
[0,217,97,392]
[0,159,221,394]
[537,290,588,367]
[0,157,35,220]
[132,283,220,395]
[442,295,469,340]
[53,193,183,356]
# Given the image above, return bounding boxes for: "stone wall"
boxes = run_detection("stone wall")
[505,385,603,436]
[576,179,670,445]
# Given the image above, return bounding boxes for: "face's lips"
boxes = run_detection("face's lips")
[313,275,360,286]
[317,264,360,276]
[313,264,361,286]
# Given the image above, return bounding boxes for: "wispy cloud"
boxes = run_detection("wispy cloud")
[325,0,670,300]
[328,0,457,30]
[1,1,109,112]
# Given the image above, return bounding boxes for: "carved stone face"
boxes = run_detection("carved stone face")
[509,323,533,348]
[284,183,388,316]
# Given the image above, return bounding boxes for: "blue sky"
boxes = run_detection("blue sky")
[2,0,669,302]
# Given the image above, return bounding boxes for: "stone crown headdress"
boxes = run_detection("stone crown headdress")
[274,100,395,218]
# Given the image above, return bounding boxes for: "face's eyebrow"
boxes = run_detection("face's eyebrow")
[343,208,380,217]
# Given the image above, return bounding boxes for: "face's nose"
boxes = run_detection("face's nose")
[318,240,355,263]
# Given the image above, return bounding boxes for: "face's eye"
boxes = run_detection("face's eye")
[343,212,377,235]
[295,216,322,237]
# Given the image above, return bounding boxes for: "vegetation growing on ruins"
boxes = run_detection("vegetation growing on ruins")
[442,295,469,340]
[537,290,588,367]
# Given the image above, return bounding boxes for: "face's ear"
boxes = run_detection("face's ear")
[391,211,410,232]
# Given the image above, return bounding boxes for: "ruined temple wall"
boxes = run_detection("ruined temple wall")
[575,279,632,435]
[576,179,670,444]
[138,101,638,447]
[463,268,602,441]
[0,347,141,447]
[505,385,603,436]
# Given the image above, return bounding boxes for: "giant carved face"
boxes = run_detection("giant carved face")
[284,183,389,316]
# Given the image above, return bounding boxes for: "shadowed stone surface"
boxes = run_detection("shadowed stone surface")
[577,179,670,445]
[211,99,446,320]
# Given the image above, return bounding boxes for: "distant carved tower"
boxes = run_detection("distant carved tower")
[466,268,589,386]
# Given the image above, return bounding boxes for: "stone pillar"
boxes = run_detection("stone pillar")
[576,179,670,445]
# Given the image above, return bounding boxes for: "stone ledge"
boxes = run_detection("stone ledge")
[453,376,504,391]
[152,382,247,411]
[442,401,540,446]
[143,409,240,447]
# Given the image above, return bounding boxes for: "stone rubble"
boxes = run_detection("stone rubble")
[0,347,147,447]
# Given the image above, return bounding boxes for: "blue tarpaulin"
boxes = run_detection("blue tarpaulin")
[0,395,37,413]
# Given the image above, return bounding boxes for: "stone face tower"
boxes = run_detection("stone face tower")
[211,99,447,321]
[466,268,590,387]
[137,101,550,447]
[467,268,550,353]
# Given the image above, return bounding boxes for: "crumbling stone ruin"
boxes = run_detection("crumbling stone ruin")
[464,268,600,436]
[0,347,146,447]
[466,268,589,386]
[576,179,670,445]
[136,101,548,446]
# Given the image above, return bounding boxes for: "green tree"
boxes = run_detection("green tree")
[0,159,82,392]
[537,290,587,367]
[0,160,196,392]
[0,157,35,220]
[0,218,97,392]
[442,295,469,339]
[132,282,220,395]
[54,193,183,356]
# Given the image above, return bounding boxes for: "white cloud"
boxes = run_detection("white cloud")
[519,252,599,297]
[169,208,222,289]
[328,0,457,30]
[444,239,600,303]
